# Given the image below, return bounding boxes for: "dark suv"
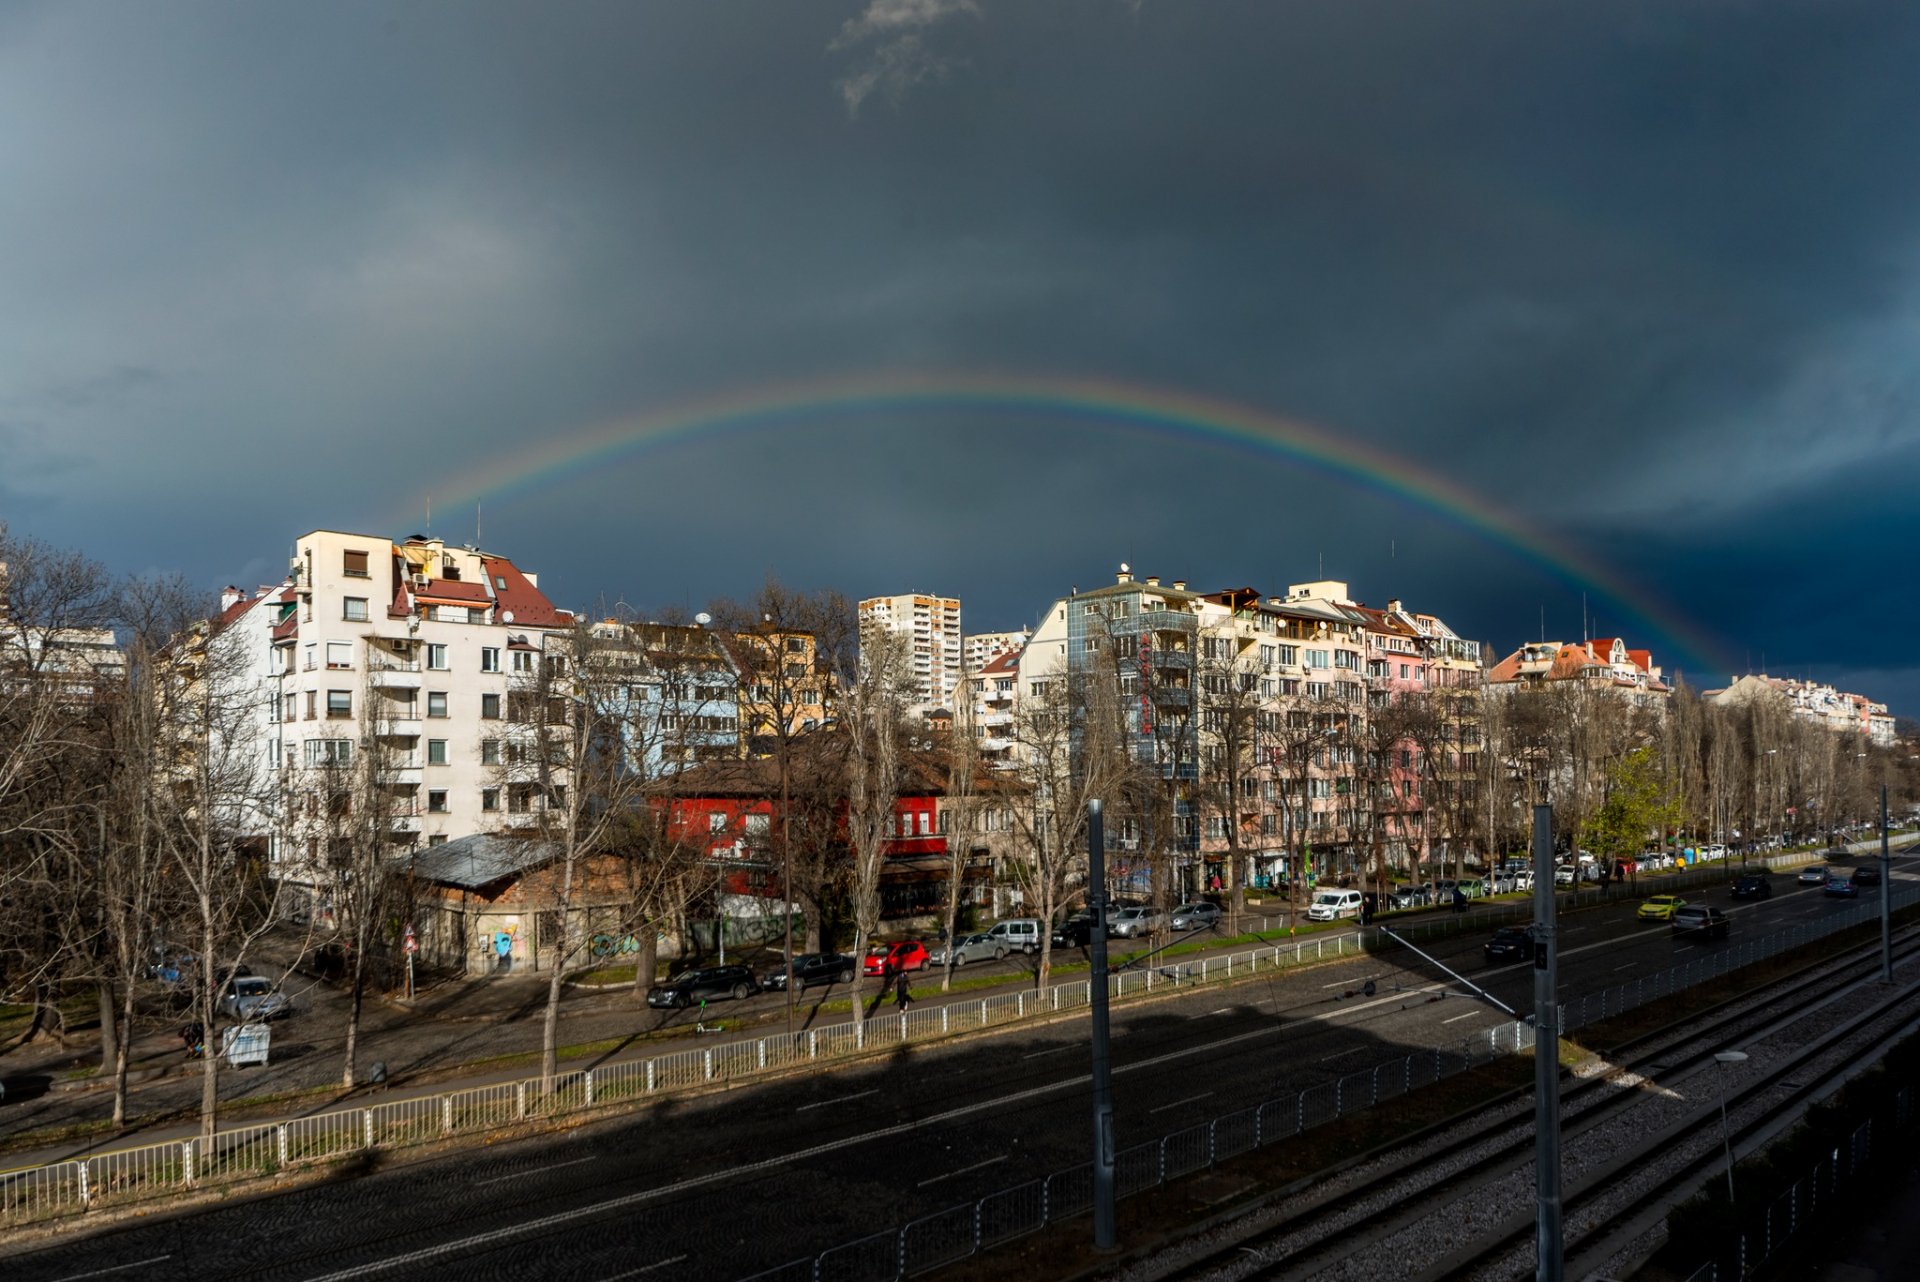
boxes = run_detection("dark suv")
[647,964,760,1009]
[1671,905,1730,940]
[1851,865,1883,888]
[1052,915,1098,947]
[1730,873,1772,900]
[1483,926,1535,963]
[760,953,857,992]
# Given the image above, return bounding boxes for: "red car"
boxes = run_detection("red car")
[862,940,930,976]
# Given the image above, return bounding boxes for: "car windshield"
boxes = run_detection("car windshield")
[1312,892,1343,905]
[233,978,269,996]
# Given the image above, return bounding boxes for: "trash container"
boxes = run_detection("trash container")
[223,1022,271,1067]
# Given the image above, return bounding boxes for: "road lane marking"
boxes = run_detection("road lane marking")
[1150,1091,1215,1114]
[917,1155,1007,1186]
[601,1255,686,1280]
[51,1258,172,1282]
[1211,1007,1233,1015]
[1614,963,1636,972]
[475,1155,594,1186]
[1441,1011,1479,1024]
[1022,1046,1069,1059]
[798,1089,876,1110]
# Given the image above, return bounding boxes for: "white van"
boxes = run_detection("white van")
[1307,889,1363,922]
[985,918,1043,954]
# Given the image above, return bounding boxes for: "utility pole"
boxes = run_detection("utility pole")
[1882,785,1892,984]
[1088,798,1117,1251]
[1533,802,1562,1282]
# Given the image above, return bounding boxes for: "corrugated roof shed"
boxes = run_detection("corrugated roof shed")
[407,833,562,891]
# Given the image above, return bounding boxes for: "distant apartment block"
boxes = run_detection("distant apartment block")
[962,629,1029,677]
[858,592,961,708]
[1707,674,1896,746]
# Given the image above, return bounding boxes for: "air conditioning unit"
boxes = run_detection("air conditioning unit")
[411,575,430,591]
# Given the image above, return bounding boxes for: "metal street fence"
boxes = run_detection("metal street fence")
[1685,1086,1915,1282]
[0,862,1904,1230]
[739,883,1920,1282]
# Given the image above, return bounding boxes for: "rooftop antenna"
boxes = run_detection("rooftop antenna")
[1539,605,1545,643]
[1318,551,1324,578]
[475,501,482,549]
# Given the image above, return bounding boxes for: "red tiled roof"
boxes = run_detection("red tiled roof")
[980,648,1022,675]
[414,579,491,605]
[480,556,570,627]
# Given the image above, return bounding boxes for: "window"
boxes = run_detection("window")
[343,549,370,577]
[481,647,500,673]
[326,641,352,670]
[709,812,727,833]
[427,644,449,670]
[481,692,500,719]
[304,690,317,719]
[428,790,448,814]
[481,739,500,765]
[343,597,368,622]
[427,691,448,718]
[427,834,449,847]
[509,785,531,813]
[481,788,499,812]
[1307,650,1329,669]
[303,739,353,767]
[282,693,296,723]
[745,813,769,837]
[917,811,931,835]
[428,739,448,765]
[1277,645,1298,666]
[494,575,508,590]
[303,642,317,671]
[1401,749,1412,768]
[326,689,351,718]
[1400,664,1410,679]
[513,651,534,673]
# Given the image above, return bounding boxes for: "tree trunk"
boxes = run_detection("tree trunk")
[632,929,658,997]
[341,950,366,1089]
[95,979,117,1074]
[112,978,137,1128]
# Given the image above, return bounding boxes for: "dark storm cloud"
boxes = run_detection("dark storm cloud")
[1,0,1915,710]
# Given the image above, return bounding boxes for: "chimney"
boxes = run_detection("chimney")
[1172,580,1187,592]
[220,585,243,611]
[1387,599,1402,615]
[1146,576,1160,587]
[1115,569,1132,584]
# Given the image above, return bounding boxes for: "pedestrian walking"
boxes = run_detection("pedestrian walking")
[894,968,912,1010]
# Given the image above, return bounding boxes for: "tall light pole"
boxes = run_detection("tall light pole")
[1532,802,1561,1282]
[1087,798,1117,1251]
[1882,784,1893,983]
[1713,1051,1748,1205]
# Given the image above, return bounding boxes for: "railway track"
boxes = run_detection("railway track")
[1119,923,1920,1282]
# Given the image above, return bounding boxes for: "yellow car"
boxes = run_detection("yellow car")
[1638,894,1687,921]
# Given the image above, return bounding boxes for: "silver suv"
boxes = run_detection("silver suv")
[1107,906,1166,939]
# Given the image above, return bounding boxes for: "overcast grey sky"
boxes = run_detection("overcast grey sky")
[2,1,1914,713]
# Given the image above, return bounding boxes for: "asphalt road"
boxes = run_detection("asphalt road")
[3,859,1904,1282]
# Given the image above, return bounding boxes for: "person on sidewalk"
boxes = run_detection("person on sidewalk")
[893,968,912,1011]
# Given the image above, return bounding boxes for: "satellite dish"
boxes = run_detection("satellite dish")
[1120,562,1130,573]
[501,610,515,624]
[695,612,712,626]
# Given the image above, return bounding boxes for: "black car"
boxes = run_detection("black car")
[1483,926,1535,963]
[646,964,760,1009]
[1051,915,1098,947]
[1851,865,1883,888]
[759,953,857,992]
[1730,874,1773,900]
[1672,905,1730,940]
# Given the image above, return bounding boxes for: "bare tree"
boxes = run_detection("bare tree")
[845,629,909,1020]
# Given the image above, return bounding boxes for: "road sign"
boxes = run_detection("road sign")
[403,924,417,954]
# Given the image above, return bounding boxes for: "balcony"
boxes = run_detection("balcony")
[370,660,422,688]
[1146,648,1193,670]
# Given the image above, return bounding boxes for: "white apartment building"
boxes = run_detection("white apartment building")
[225,530,573,892]
[963,629,1029,677]
[858,592,962,709]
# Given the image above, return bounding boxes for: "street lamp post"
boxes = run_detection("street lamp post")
[1714,1051,1748,1205]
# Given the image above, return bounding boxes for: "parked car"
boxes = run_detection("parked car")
[759,953,856,992]
[1051,915,1098,947]
[1850,865,1882,888]
[1554,866,1577,886]
[1824,877,1858,899]
[985,918,1044,954]
[1169,902,1223,931]
[1108,906,1166,939]
[1671,905,1730,940]
[1798,864,1831,886]
[1454,877,1490,899]
[219,976,293,1022]
[1483,926,1536,963]
[932,933,1006,967]
[1391,884,1434,909]
[1637,894,1687,921]
[1307,889,1364,921]
[1730,874,1773,900]
[862,939,931,976]
[1699,843,1728,861]
[648,964,761,1008]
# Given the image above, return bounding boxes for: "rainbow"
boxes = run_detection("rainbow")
[423,370,1730,673]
